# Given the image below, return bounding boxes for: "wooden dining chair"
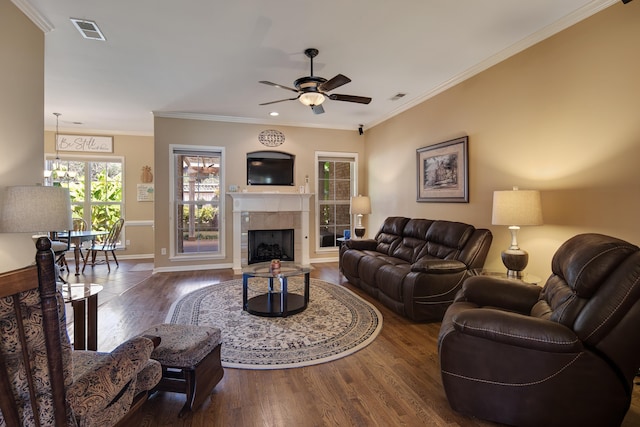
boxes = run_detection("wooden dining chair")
[57,218,88,273]
[82,218,125,272]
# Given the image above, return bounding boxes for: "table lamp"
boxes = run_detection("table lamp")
[0,185,73,247]
[491,187,543,278]
[350,195,371,238]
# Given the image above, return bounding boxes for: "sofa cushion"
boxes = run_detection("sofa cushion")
[377,264,412,302]
[417,220,474,260]
[358,255,407,288]
[375,217,409,255]
[391,219,432,263]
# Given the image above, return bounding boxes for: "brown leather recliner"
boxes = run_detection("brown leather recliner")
[438,233,640,427]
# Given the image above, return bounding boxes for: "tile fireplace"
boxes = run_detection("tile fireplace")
[229,192,312,274]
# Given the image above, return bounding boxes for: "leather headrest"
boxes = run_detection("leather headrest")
[551,233,639,298]
[426,221,473,249]
[403,219,433,239]
[379,217,410,235]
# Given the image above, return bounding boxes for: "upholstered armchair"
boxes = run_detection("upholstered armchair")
[438,233,640,427]
[0,237,162,426]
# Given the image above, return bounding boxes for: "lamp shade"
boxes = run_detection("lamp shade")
[350,195,371,215]
[492,189,543,226]
[0,186,73,233]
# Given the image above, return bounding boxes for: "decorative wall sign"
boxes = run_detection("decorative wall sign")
[258,129,285,147]
[137,184,154,202]
[416,136,469,203]
[56,134,113,153]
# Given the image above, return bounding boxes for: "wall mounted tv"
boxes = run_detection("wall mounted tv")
[247,151,295,186]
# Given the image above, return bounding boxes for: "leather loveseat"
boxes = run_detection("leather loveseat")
[438,233,640,427]
[339,217,493,321]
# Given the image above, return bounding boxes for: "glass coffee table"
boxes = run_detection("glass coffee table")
[242,262,311,317]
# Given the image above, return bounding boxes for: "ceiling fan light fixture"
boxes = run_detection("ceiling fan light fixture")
[299,92,325,106]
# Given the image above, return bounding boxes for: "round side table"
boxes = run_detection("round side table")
[62,283,103,350]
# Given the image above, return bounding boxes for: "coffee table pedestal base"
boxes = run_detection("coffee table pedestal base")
[246,292,306,317]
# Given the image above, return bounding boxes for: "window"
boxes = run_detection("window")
[45,156,123,235]
[171,146,224,258]
[315,152,358,250]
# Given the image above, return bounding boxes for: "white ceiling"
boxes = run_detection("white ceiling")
[14,0,617,136]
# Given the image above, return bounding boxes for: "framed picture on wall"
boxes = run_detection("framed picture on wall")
[416,136,468,203]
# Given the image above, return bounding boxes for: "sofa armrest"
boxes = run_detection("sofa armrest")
[457,276,542,314]
[452,308,583,353]
[344,238,378,251]
[411,259,467,274]
[67,336,156,416]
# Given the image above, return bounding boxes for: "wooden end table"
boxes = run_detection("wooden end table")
[469,269,542,285]
[63,283,103,350]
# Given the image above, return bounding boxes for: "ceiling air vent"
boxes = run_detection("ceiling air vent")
[70,18,106,41]
[390,93,406,101]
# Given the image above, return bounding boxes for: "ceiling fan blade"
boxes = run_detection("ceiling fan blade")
[259,96,299,106]
[328,94,372,104]
[311,104,325,114]
[259,80,299,93]
[319,74,351,92]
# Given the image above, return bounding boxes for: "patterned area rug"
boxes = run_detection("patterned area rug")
[165,278,382,369]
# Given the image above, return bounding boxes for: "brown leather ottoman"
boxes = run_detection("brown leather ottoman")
[142,324,223,417]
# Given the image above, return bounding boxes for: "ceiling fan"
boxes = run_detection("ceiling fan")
[259,48,372,114]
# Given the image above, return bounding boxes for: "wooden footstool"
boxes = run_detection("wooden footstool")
[142,324,224,417]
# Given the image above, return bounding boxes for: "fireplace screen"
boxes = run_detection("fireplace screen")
[248,229,294,264]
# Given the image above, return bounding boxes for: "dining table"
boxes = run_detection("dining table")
[58,230,109,275]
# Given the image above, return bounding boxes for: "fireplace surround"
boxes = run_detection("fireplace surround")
[229,192,312,273]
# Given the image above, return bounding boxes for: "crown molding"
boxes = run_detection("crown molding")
[11,0,54,33]
[153,111,355,131]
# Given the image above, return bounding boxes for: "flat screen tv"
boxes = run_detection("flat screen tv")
[247,151,295,186]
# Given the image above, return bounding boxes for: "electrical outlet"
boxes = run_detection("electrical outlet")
[161,248,167,255]
[125,239,130,246]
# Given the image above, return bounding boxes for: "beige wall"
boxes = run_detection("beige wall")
[0,0,45,272]
[43,132,155,257]
[6,0,638,278]
[153,117,364,270]
[365,2,640,279]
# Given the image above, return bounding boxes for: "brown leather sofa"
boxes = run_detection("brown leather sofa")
[438,233,640,427]
[340,217,493,321]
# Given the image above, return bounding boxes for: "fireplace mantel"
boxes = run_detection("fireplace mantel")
[228,192,313,273]
[229,192,312,213]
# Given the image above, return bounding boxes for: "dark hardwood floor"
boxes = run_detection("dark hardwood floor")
[63,259,640,427]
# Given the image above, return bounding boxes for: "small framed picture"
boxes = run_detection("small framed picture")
[416,136,469,203]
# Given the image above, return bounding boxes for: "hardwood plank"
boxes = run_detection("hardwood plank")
[67,260,640,426]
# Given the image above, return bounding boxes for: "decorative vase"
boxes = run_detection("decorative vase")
[270,259,281,275]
